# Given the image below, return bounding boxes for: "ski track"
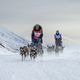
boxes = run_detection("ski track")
[0,46,80,80]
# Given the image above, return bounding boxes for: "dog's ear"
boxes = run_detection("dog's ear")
[20,47,23,49]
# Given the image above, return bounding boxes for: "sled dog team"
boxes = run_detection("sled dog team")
[20,24,63,61]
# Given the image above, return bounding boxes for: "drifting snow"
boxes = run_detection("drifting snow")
[0,45,80,80]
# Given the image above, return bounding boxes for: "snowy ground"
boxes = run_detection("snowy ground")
[0,45,80,80]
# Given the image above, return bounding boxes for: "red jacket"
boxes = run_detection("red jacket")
[31,25,43,43]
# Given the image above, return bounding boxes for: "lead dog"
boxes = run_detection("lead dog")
[20,46,29,61]
[28,43,38,59]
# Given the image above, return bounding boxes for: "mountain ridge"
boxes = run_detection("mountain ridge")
[0,27,30,53]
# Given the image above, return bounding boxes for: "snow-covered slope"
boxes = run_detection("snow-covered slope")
[0,27,30,52]
[0,45,80,80]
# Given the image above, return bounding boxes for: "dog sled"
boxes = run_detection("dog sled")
[47,40,64,54]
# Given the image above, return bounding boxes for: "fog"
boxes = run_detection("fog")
[0,0,80,44]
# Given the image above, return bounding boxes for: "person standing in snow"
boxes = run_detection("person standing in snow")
[54,30,62,47]
[31,24,43,45]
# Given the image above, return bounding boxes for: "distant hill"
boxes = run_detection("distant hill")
[0,27,30,53]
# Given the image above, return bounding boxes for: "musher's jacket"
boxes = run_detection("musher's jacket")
[54,33,62,40]
[31,26,43,43]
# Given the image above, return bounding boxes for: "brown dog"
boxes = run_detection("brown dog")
[29,46,37,60]
[20,46,29,61]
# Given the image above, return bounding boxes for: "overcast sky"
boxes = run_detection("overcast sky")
[0,0,80,44]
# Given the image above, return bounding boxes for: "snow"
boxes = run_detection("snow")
[0,27,30,52]
[0,26,80,80]
[0,45,80,80]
